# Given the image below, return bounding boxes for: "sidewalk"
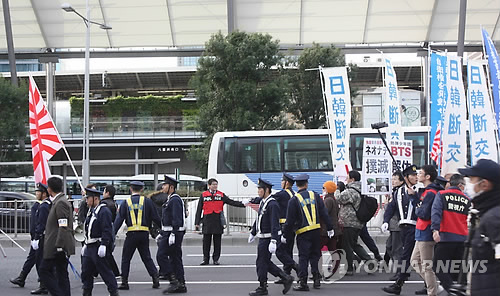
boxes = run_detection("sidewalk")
[0,230,389,248]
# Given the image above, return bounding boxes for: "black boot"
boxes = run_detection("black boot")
[169,279,187,294]
[274,269,291,285]
[117,277,129,290]
[31,282,49,295]
[163,275,180,294]
[10,271,28,287]
[312,272,321,289]
[278,271,294,294]
[152,273,160,289]
[381,278,405,295]
[249,281,268,296]
[168,273,178,285]
[82,289,92,296]
[293,277,309,292]
[414,284,427,295]
[109,290,119,296]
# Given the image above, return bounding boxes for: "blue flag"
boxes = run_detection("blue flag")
[482,28,500,138]
[429,52,448,152]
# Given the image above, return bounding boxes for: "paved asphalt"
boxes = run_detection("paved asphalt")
[1,233,427,296]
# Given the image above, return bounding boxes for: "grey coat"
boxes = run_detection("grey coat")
[336,181,363,229]
[44,193,75,259]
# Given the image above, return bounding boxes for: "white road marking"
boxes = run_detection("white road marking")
[96,280,424,285]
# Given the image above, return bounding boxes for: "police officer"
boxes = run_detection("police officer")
[382,165,420,295]
[81,188,119,296]
[102,185,120,277]
[248,179,293,296]
[458,159,500,295]
[113,180,161,290]
[10,183,50,294]
[156,175,188,294]
[195,178,245,265]
[283,174,334,291]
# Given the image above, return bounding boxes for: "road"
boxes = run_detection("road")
[1,242,428,296]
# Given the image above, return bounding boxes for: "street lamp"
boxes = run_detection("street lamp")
[62,2,111,187]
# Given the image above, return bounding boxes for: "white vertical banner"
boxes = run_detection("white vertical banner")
[467,60,498,164]
[442,56,467,174]
[320,67,351,169]
[361,138,391,195]
[383,57,404,142]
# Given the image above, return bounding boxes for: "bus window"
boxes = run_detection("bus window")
[263,138,281,172]
[238,139,259,173]
[113,181,131,195]
[283,137,330,171]
[218,138,236,173]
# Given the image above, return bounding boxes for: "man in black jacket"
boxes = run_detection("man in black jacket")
[102,185,120,277]
[459,159,500,296]
[195,178,244,265]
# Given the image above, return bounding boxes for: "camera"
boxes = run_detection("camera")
[371,122,388,130]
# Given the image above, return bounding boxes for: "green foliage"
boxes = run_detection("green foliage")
[69,95,193,118]
[0,77,31,176]
[286,43,358,129]
[188,31,292,175]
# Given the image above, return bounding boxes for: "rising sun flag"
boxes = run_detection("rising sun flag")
[29,76,63,184]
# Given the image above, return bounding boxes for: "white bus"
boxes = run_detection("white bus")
[208,126,430,197]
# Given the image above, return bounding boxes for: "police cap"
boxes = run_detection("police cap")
[257,178,273,189]
[130,180,145,187]
[163,175,179,186]
[35,183,48,193]
[458,159,500,183]
[85,187,101,197]
[402,165,418,177]
[294,174,310,182]
[435,176,448,187]
[282,173,294,184]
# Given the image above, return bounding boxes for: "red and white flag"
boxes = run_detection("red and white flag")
[29,76,63,185]
[430,125,442,167]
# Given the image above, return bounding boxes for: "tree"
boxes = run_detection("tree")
[0,77,30,177]
[286,43,358,129]
[188,31,291,176]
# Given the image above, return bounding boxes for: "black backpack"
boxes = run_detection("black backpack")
[350,188,378,223]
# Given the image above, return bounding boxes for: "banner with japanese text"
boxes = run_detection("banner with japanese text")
[384,57,404,141]
[482,28,500,138]
[389,139,413,173]
[320,67,351,169]
[442,56,467,175]
[429,52,448,157]
[467,60,498,164]
[361,138,391,195]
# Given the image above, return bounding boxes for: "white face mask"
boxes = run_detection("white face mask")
[464,180,484,199]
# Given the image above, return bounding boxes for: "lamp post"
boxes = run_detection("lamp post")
[62,2,111,187]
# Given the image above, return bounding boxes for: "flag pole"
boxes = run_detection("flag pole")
[318,66,337,180]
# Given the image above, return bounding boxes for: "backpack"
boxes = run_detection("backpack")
[350,188,378,223]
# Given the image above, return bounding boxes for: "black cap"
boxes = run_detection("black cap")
[294,174,310,182]
[435,176,448,187]
[85,187,101,197]
[130,181,145,187]
[458,159,500,183]
[163,175,179,186]
[258,178,273,189]
[35,183,48,193]
[402,165,418,177]
[282,173,294,184]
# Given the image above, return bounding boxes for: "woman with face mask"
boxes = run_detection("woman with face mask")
[458,159,500,296]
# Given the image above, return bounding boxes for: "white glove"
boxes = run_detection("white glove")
[98,245,106,258]
[81,245,87,257]
[381,222,389,233]
[248,234,256,244]
[31,240,39,250]
[268,239,277,254]
[327,230,335,238]
[169,233,175,246]
[495,244,500,260]
[155,234,162,243]
[281,236,287,244]
[241,198,250,206]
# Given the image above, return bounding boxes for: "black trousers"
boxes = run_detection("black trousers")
[256,238,282,282]
[433,241,465,291]
[296,229,321,279]
[202,233,222,262]
[397,225,416,280]
[21,244,37,275]
[276,230,296,274]
[167,232,185,281]
[359,225,382,259]
[121,231,158,278]
[82,244,118,293]
[39,252,70,296]
[342,227,371,272]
